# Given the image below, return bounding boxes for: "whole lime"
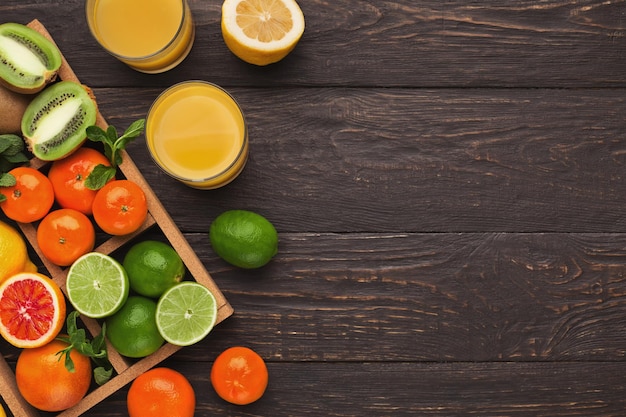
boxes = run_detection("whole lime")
[123,240,185,298]
[209,210,278,269]
[105,296,164,358]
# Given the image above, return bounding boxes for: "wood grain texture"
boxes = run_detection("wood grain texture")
[88,87,626,233]
[1,1,626,416]
[83,360,626,417]
[0,1,624,88]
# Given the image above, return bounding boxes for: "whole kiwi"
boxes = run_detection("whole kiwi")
[0,22,62,94]
[21,80,98,161]
[0,85,32,134]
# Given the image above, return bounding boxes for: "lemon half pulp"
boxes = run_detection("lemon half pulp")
[221,0,305,66]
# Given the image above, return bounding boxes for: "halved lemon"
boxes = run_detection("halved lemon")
[221,0,305,66]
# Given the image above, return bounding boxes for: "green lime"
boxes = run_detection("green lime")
[156,282,217,346]
[123,240,185,298]
[66,252,129,319]
[209,210,278,269]
[105,295,164,358]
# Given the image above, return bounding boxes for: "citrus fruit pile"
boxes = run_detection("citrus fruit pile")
[0,271,91,412]
[0,145,149,268]
[64,240,218,357]
[0,228,218,411]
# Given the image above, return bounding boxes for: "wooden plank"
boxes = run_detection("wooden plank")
[0,0,624,88]
[92,231,626,363]
[79,360,626,416]
[89,87,626,233]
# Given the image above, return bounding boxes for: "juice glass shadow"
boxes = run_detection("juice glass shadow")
[146,81,249,189]
[85,0,195,73]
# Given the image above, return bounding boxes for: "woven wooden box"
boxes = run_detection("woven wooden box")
[0,19,233,417]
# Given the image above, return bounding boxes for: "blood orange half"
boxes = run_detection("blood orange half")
[0,272,66,348]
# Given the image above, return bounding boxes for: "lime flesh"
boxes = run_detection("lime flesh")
[66,252,129,318]
[156,281,217,346]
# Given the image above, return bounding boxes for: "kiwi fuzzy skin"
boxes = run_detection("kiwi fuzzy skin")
[0,84,32,134]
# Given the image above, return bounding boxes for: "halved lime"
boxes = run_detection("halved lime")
[155,281,217,346]
[66,252,129,318]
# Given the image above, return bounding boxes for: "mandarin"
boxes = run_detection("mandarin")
[127,367,195,417]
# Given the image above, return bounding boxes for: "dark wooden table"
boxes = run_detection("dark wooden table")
[2,1,626,416]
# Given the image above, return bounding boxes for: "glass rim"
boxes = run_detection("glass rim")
[85,0,189,61]
[145,80,249,185]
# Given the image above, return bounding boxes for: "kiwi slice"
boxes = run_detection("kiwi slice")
[0,22,62,94]
[21,81,98,161]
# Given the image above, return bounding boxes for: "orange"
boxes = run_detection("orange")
[0,166,54,223]
[210,346,268,405]
[16,338,92,412]
[92,179,148,235]
[0,272,65,348]
[127,367,195,417]
[48,147,113,215]
[36,208,96,267]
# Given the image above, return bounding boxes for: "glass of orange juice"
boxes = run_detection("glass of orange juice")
[145,81,249,189]
[85,0,195,73]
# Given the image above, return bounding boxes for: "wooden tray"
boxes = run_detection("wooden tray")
[0,19,234,417]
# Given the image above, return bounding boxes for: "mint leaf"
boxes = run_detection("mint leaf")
[0,172,16,187]
[55,312,113,385]
[85,119,145,190]
[94,366,113,386]
[85,126,109,143]
[85,164,116,190]
[0,134,23,155]
[4,153,29,164]
[0,134,29,179]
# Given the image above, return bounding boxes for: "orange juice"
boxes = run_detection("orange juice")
[85,0,195,73]
[146,81,248,189]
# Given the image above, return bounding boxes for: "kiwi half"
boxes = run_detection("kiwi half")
[21,81,98,161]
[0,22,62,94]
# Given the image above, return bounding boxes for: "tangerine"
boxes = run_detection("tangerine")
[37,208,96,267]
[127,367,195,417]
[48,147,113,215]
[92,179,148,236]
[0,166,54,223]
[16,338,92,412]
[211,346,268,405]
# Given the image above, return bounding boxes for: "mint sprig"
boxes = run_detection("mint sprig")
[56,311,113,386]
[84,119,145,190]
[0,134,30,202]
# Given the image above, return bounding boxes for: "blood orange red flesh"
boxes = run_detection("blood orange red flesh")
[0,272,66,348]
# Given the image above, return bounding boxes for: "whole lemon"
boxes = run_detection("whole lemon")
[209,210,278,269]
[0,220,37,284]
